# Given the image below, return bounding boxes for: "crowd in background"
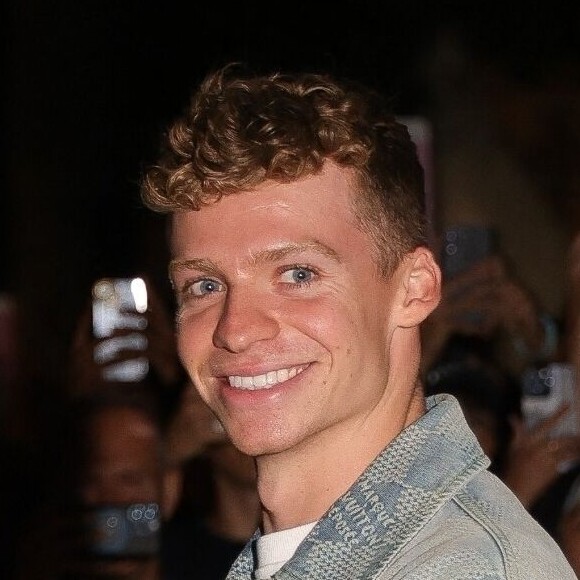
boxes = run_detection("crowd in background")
[1,221,580,579]
[2,3,579,578]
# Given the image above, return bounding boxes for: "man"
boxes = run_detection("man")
[142,64,576,578]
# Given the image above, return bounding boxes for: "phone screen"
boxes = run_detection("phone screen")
[84,502,161,559]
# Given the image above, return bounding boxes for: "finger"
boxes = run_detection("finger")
[93,334,148,365]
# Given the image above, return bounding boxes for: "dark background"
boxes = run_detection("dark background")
[3,1,580,425]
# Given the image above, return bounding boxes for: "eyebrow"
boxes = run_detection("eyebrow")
[168,258,222,281]
[169,240,341,278]
[248,241,341,265]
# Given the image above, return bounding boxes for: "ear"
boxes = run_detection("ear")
[160,466,183,521]
[397,247,441,328]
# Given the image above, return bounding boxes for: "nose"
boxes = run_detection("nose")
[213,289,280,353]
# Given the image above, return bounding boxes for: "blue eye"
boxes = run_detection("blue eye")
[281,267,315,285]
[189,279,224,296]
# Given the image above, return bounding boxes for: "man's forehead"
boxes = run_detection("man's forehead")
[168,165,371,268]
[172,193,297,222]
[169,240,342,278]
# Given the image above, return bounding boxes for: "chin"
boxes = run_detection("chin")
[229,437,280,458]
[228,424,308,458]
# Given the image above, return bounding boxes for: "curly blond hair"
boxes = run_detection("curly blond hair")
[142,63,427,274]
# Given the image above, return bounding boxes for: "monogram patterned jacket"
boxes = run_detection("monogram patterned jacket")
[226,394,577,579]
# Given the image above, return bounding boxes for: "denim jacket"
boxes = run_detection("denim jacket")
[227,394,577,579]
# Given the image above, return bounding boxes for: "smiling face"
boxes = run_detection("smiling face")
[170,163,417,457]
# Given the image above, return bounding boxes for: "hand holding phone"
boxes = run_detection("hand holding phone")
[520,362,580,474]
[92,277,149,382]
[501,369,580,507]
[521,363,579,439]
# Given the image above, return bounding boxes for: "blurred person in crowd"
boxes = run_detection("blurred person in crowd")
[421,251,562,382]
[425,353,580,514]
[140,63,575,578]
[162,380,260,580]
[0,292,21,399]
[509,229,580,552]
[424,229,580,556]
[11,385,182,580]
[423,239,580,490]
[70,387,182,580]
[505,407,580,539]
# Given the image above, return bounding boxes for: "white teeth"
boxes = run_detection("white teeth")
[254,374,267,387]
[228,365,306,390]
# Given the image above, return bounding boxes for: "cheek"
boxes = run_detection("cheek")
[283,297,353,343]
[176,319,210,373]
[287,298,374,369]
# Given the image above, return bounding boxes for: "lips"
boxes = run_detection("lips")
[227,364,308,390]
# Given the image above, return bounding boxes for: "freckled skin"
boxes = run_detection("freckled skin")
[170,162,438,529]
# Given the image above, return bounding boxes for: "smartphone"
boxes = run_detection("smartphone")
[92,277,149,382]
[84,502,161,559]
[441,225,496,279]
[521,362,579,439]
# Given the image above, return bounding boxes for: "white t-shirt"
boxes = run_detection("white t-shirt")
[254,522,317,579]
